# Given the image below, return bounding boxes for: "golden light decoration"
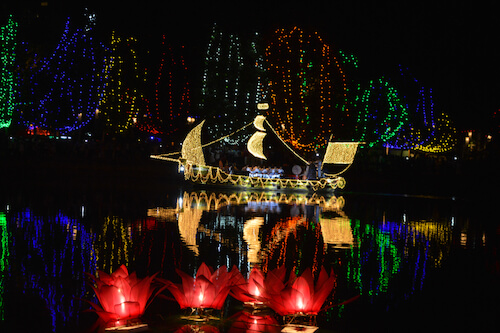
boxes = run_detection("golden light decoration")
[247,131,267,160]
[323,142,359,164]
[243,217,265,264]
[177,208,203,256]
[181,120,206,166]
[98,32,144,134]
[181,162,345,191]
[319,216,354,249]
[253,115,267,131]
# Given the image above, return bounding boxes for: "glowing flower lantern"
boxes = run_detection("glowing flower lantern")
[231,266,287,305]
[85,265,164,327]
[160,263,238,311]
[267,267,336,316]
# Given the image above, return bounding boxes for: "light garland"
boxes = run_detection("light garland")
[0,15,17,129]
[180,162,345,192]
[177,191,344,212]
[265,27,348,152]
[414,112,457,153]
[354,77,408,147]
[385,66,436,149]
[18,14,103,134]
[98,31,143,135]
[200,24,267,144]
[137,35,191,136]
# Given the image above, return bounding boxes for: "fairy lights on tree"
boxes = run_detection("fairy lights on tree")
[200,24,267,144]
[384,66,437,149]
[353,77,408,148]
[137,35,191,137]
[18,13,103,135]
[0,16,17,129]
[265,27,348,153]
[414,111,457,153]
[97,31,144,136]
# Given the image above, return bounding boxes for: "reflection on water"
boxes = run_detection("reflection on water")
[0,189,496,332]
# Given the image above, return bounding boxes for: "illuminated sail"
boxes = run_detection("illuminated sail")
[247,131,267,160]
[253,115,266,132]
[323,142,359,164]
[181,120,206,166]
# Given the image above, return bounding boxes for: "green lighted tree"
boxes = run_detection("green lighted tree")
[0,15,17,129]
[353,77,409,148]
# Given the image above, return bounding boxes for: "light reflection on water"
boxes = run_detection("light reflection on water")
[0,189,495,332]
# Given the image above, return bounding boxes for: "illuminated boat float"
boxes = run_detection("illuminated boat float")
[151,116,359,192]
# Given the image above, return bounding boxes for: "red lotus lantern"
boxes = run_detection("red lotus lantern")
[231,266,287,306]
[85,265,164,328]
[228,311,280,333]
[160,263,239,311]
[267,267,336,316]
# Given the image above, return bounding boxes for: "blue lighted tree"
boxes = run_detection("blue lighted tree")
[17,12,104,135]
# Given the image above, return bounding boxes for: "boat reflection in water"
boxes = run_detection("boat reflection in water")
[148,190,455,312]
[0,189,491,332]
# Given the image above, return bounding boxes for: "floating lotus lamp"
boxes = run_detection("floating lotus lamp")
[267,267,336,331]
[85,265,165,330]
[231,266,286,309]
[160,263,239,320]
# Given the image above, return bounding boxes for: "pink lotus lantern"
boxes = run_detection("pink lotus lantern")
[160,263,239,313]
[231,266,287,307]
[85,265,165,328]
[267,267,336,316]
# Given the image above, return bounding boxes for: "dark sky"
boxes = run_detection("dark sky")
[3,0,499,131]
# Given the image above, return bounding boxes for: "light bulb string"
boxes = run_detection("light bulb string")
[264,119,309,165]
[152,118,310,166]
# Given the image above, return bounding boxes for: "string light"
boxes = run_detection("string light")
[0,15,17,129]
[137,35,191,136]
[200,24,266,144]
[17,15,103,135]
[265,27,348,152]
[385,66,436,149]
[98,31,142,135]
[353,77,408,148]
[414,112,457,153]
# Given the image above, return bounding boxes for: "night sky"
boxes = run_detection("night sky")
[3,0,499,131]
